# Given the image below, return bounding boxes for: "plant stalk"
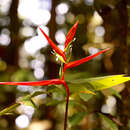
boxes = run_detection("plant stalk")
[63,82,70,130]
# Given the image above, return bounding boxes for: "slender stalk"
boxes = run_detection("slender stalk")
[63,82,70,130]
[64,92,69,130]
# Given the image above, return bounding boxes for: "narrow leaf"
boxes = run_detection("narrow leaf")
[99,113,118,130]
[0,103,20,116]
[87,75,130,90]
[68,75,130,91]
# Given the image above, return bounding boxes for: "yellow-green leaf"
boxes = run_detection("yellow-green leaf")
[87,75,130,90]
[68,75,130,91]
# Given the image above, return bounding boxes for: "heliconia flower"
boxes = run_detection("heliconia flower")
[65,20,79,49]
[64,48,109,69]
[0,79,64,86]
[39,27,66,61]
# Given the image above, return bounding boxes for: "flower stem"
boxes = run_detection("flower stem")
[63,82,70,130]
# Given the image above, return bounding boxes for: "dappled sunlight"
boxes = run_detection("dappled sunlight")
[24,36,47,55]
[34,68,44,79]
[0,33,10,46]
[55,30,66,44]
[56,3,69,15]
[56,15,65,25]
[19,26,35,37]
[95,26,105,37]
[101,96,116,114]
[0,0,12,14]
[15,114,30,128]
[18,0,51,25]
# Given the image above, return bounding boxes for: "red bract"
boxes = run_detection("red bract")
[39,28,66,61]
[64,49,109,69]
[0,79,64,86]
[65,21,79,49]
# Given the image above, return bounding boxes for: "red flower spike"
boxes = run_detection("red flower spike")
[39,27,66,61]
[65,20,79,49]
[65,48,109,69]
[0,79,64,86]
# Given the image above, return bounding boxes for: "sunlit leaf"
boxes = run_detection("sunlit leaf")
[68,75,130,91]
[87,75,130,90]
[99,113,118,130]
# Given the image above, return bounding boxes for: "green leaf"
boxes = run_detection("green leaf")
[68,75,130,91]
[80,93,93,102]
[88,75,130,90]
[69,112,87,127]
[68,81,95,95]
[0,103,20,116]
[99,113,118,130]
